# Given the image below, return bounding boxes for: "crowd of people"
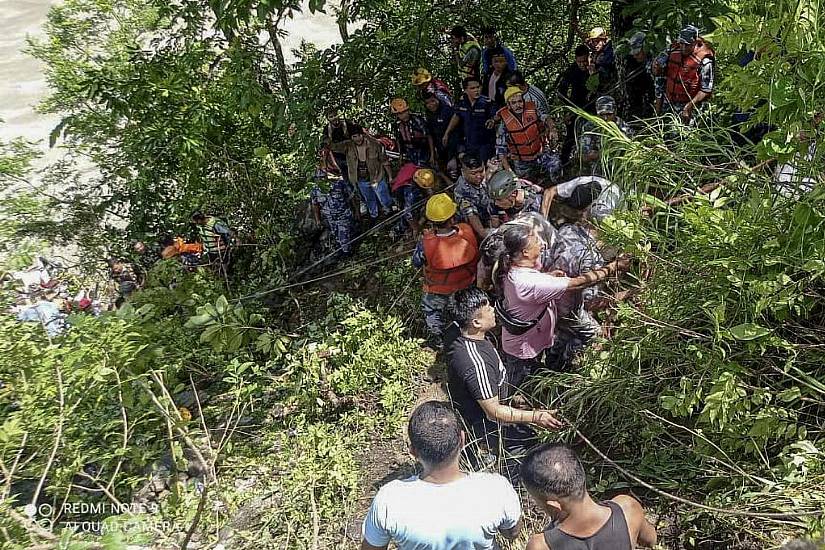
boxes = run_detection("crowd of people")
[326,20,729,550]
[14,19,818,550]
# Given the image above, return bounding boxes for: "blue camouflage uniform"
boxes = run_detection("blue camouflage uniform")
[311,179,357,254]
[411,240,451,345]
[579,118,633,176]
[544,223,604,370]
[454,176,494,228]
[491,181,544,222]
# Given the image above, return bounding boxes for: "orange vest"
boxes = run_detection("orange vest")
[499,101,543,161]
[422,223,479,294]
[665,40,714,104]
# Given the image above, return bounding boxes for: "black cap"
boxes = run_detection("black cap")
[567,181,603,209]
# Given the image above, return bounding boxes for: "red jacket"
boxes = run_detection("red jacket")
[422,223,479,294]
[665,40,714,104]
[498,101,543,161]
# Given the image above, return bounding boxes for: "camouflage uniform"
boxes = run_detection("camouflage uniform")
[478,212,559,292]
[544,223,604,370]
[491,180,544,222]
[454,176,494,227]
[511,152,562,186]
[579,118,632,176]
[411,237,457,347]
[311,179,357,255]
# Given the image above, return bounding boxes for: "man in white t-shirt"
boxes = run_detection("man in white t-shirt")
[361,400,522,550]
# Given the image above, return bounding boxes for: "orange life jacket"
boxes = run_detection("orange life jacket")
[422,223,479,294]
[665,40,714,104]
[499,101,543,161]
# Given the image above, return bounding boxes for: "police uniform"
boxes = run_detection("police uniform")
[311,179,357,254]
[492,181,543,222]
[579,118,633,176]
[454,176,494,228]
[544,223,604,370]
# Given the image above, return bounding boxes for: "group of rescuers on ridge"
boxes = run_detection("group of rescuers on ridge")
[179,22,722,550]
[312,22,722,550]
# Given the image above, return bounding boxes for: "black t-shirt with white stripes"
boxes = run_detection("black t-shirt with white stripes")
[446,335,510,426]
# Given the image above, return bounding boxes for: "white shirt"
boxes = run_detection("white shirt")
[362,472,521,549]
[774,143,818,199]
[555,176,623,220]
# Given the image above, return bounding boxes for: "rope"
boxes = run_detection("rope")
[235,181,457,303]
[235,247,416,301]
[567,423,825,520]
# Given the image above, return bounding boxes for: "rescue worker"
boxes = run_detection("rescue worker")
[480,26,517,76]
[191,211,234,272]
[109,258,144,307]
[496,87,561,186]
[443,77,497,163]
[391,98,436,167]
[548,175,624,222]
[449,25,482,82]
[329,125,394,222]
[423,92,459,174]
[310,170,359,257]
[411,194,479,349]
[659,25,715,123]
[412,67,453,106]
[623,31,656,120]
[390,163,423,238]
[323,108,360,182]
[586,27,616,96]
[579,96,632,176]
[481,48,513,109]
[160,237,203,260]
[487,169,550,222]
[413,168,439,195]
[454,154,496,238]
[557,45,593,165]
[506,70,550,118]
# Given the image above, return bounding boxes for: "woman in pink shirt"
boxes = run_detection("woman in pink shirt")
[494,224,629,386]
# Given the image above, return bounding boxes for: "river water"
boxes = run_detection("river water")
[0,0,342,163]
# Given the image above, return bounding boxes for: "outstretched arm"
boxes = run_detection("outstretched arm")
[566,256,630,289]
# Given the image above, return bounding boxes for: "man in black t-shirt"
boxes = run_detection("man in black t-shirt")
[557,45,593,165]
[323,107,361,182]
[445,287,562,477]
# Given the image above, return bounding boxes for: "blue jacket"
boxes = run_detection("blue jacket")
[482,43,517,75]
[454,95,496,149]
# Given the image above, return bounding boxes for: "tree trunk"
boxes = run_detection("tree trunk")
[610,0,634,40]
[337,0,350,42]
[266,13,291,98]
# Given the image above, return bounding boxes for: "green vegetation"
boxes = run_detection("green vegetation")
[1,0,824,548]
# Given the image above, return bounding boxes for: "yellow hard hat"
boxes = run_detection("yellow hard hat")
[414,168,435,189]
[425,193,457,222]
[589,27,607,40]
[412,68,433,86]
[390,98,409,114]
[504,86,523,103]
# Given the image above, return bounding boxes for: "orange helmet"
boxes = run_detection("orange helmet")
[390,98,409,114]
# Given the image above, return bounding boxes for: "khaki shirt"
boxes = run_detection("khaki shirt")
[330,137,389,184]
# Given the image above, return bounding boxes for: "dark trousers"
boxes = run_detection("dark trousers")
[464,417,537,484]
[561,117,579,165]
